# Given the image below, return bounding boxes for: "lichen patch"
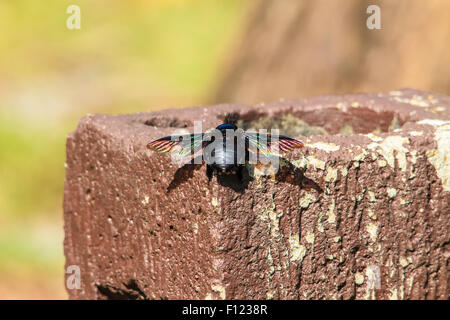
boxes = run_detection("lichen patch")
[419,120,450,191]
[324,167,338,183]
[387,188,398,199]
[211,284,226,300]
[289,233,307,262]
[355,273,365,285]
[327,199,336,224]
[393,95,430,107]
[306,156,326,170]
[305,231,315,244]
[368,191,376,202]
[368,135,410,171]
[299,192,317,209]
[366,222,378,242]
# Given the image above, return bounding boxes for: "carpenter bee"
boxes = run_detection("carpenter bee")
[147,123,304,181]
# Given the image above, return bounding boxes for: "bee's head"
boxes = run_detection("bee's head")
[216,123,237,131]
[223,112,239,126]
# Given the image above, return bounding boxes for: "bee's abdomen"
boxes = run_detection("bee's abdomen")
[209,142,237,171]
[211,146,235,169]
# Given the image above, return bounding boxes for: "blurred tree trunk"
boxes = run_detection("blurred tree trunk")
[213,0,450,104]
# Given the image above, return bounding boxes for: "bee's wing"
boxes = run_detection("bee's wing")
[147,133,206,157]
[244,132,304,156]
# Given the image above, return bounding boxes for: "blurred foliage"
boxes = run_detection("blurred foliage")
[0,111,65,217]
[0,0,248,299]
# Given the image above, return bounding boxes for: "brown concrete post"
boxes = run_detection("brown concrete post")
[64,89,449,299]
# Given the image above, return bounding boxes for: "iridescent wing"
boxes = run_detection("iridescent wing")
[244,132,304,156]
[147,133,206,157]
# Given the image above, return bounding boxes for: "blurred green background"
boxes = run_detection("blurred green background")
[0,0,248,299]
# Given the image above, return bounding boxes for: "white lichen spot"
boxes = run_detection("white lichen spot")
[317,224,324,233]
[327,254,334,260]
[341,166,348,177]
[336,102,347,112]
[356,190,365,202]
[389,287,398,300]
[292,157,308,170]
[355,272,365,285]
[409,152,418,179]
[418,119,448,127]
[378,159,387,167]
[299,192,317,209]
[399,256,410,268]
[366,222,378,242]
[387,188,398,199]
[419,121,450,191]
[193,223,198,235]
[308,142,340,153]
[333,236,341,243]
[268,209,283,239]
[407,276,415,295]
[394,95,429,107]
[289,233,306,262]
[409,131,423,136]
[205,293,212,300]
[306,156,326,170]
[409,150,418,164]
[211,197,218,207]
[431,106,446,113]
[141,196,149,206]
[400,199,412,205]
[368,136,410,171]
[368,208,377,220]
[327,199,336,224]
[305,231,315,244]
[365,133,383,142]
[211,284,226,300]
[386,258,395,278]
[368,191,376,203]
[325,167,338,183]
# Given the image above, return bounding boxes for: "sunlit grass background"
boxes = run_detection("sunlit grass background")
[0,0,248,299]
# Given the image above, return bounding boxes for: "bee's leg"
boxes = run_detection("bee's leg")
[206,165,213,182]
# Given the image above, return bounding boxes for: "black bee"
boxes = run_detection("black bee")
[147,123,304,181]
